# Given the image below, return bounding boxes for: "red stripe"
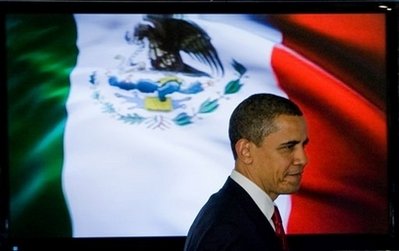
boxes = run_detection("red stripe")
[271,45,388,234]
[280,14,385,60]
[267,14,386,110]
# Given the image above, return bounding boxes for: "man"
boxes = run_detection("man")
[184,93,309,251]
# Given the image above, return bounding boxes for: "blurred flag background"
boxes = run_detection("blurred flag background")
[6,13,387,237]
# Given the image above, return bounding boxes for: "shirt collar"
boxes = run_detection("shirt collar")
[230,170,275,225]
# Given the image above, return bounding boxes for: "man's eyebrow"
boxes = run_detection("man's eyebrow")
[280,138,309,147]
[280,140,300,147]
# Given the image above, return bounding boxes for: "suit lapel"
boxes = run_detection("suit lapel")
[225,177,278,239]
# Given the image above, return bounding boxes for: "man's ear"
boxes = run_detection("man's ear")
[235,139,252,164]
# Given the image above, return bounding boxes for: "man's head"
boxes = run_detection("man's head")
[229,93,304,158]
[229,93,309,199]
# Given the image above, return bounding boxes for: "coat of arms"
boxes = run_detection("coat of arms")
[89,15,247,129]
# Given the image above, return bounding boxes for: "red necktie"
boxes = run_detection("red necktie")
[272,205,289,251]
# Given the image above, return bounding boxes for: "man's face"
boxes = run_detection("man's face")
[250,114,309,200]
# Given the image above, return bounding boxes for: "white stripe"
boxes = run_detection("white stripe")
[62,14,288,237]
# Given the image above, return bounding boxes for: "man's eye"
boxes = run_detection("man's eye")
[286,145,295,150]
[280,144,295,151]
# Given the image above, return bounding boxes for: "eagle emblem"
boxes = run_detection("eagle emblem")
[127,14,224,78]
[89,15,247,129]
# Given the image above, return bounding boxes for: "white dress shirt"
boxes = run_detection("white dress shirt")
[230,170,277,230]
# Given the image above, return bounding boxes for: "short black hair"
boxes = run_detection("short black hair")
[228,93,303,160]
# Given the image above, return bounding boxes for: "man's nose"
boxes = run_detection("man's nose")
[294,147,308,166]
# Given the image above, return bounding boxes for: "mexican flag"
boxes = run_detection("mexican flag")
[6,13,387,238]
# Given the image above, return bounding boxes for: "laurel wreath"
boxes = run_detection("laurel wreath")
[91,60,247,129]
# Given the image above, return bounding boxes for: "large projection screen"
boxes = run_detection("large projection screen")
[3,2,398,250]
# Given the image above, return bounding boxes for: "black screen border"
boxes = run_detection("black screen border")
[1,1,398,251]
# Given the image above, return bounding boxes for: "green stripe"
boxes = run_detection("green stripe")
[7,14,78,237]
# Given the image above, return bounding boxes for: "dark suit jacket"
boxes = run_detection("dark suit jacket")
[184,177,284,251]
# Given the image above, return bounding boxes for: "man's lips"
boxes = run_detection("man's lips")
[287,171,303,176]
